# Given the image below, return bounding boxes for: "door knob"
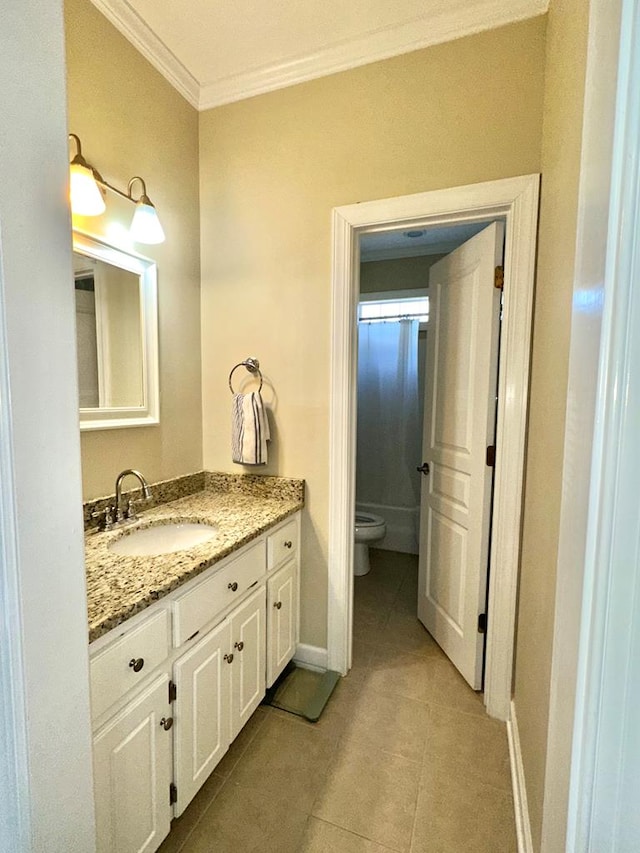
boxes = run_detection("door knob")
[416,463,430,475]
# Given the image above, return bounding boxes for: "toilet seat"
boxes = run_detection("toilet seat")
[355,511,385,529]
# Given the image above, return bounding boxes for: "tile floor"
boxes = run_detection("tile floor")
[159,549,517,853]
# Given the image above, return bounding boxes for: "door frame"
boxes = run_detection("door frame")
[327,173,539,720]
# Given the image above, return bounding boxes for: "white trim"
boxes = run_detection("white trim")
[294,643,329,672]
[540,0,622,848]
[91,0,547,111]
[0,227,31,852]
[89,0,199,108]
[508,701,534,853]
[74,232,160,431]
[566,0,640,848]
[328,175,540,720]
[199,0,547,108]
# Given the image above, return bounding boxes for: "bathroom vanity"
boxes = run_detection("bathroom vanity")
[85,476,303,853]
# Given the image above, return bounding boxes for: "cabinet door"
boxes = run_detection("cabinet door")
[173,618,232,817]
[267,560,297,687]
[230,586,266,740]
[93,673,172,853]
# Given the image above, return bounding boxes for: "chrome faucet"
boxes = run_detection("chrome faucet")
[114,469,152,523]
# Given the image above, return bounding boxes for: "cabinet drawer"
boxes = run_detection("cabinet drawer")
[90,609,170,720]
[267,517,298,571]
[173,540,266,646]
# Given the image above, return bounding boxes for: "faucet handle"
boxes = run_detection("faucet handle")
[91,505,114,531]
[125,499,138,521]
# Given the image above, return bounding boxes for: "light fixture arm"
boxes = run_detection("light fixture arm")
[68,134,155,208]
[68,133,164,243]
[127,176,148,202]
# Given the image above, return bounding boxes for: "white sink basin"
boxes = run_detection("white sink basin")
[108,522,218,556]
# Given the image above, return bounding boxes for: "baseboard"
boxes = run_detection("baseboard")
[294,643,328,672]
[508,700,534,853]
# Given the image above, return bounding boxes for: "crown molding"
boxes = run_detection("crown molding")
[89,0,199,108]
[91,0,548,112]
[199,0,547,109]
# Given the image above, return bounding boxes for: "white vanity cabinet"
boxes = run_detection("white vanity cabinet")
[266,517,299,687]
[172,586,266,816]
[90,511,300,853]
[229,586,266,739]
[173,617,231,815]
[93,673,173,853]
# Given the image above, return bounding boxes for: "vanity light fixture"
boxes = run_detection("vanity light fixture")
[128,177,166,245]
[68,133,165,244]
[68,133,106,216]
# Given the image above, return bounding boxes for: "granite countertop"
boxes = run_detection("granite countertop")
[85,482,303,644]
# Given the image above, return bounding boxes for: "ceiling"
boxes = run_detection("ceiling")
[360,221,493,262]
[90,0,547,110]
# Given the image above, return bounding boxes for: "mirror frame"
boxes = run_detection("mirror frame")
[73,231,160,430]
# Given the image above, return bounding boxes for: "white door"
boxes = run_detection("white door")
[173,619,232,816]
[93,674,173,853]
[417,222,503,689]
[230,586,266,740]
[267,560,296,687]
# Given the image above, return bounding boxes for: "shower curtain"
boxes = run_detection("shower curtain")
[356,318,421,509]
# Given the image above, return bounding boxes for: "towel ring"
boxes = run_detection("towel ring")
[228,358,263,394]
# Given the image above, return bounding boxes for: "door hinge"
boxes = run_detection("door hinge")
[169,783,178,806]
[486,445,496,467]
[168,680,177,703]
[494,265,504,290]
[478,613,487,634]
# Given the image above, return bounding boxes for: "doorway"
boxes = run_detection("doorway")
[327,175,539,720]
[354,220,503,691]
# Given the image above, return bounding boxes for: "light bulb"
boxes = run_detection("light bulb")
[69,162,105,216]
[130,198,165,244]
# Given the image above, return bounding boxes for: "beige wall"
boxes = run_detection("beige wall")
[199,18,547,647]
[513,0,590,849]
[65,0,203,499]
[360,255,443,293]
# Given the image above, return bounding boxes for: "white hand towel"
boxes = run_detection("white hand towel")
[232,391,270,465]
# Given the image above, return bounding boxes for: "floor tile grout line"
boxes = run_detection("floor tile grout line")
[171,709,271,852]
[300,815,405,852]
[173,773,231,853]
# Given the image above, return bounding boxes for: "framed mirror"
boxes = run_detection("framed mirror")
[73,231,159,430]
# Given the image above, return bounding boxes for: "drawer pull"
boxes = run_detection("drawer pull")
[284,540,293,549]
[224,653,234,664]
[129,658,144,673]
[234,641,244,651]
[274,601,282,610]
[159,716,173,731]
[228,581,238,592]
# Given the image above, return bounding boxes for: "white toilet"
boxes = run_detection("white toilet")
[354,511,387,576]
